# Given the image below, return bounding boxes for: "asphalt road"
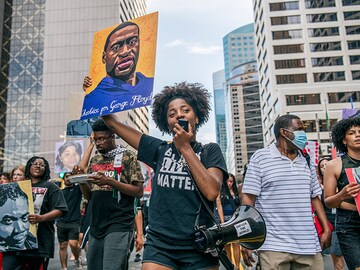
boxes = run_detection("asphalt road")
[48,239,338,270]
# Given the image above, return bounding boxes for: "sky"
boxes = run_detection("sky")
[145,0,254,142]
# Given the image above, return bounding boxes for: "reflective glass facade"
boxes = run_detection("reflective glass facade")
[1,0,46,167]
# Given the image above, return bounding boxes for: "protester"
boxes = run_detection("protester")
[74,118,144,270]
[0,172,11,184]
[56,172,83,270]
[10,165,26,182]
[324,117,360,270]
[100,81,228,270]
[216,173,241,269]
[241,114,331,269]
[318,158,345,270]
[2,156,68,270]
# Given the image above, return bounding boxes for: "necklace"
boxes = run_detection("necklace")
[347,154,360,164]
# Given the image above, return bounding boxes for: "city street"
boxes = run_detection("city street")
[48,238,338,270]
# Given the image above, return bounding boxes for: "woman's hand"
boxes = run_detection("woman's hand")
[172,122,193,152]
[340,182,360,199]
[28,214,44,224]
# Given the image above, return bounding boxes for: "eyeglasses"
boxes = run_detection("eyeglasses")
[93,136,112,144]
[31,162,46,168]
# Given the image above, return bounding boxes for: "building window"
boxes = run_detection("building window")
[342,0,360,5]
[286,94,321,105]
[311,57,343,67]
[273,30,302,40]
[276,74,307,84]
[328,91,360,103]
[306,13,337,23]
[274,44,304,54]
[275,59,305,69]
[270,1,299,11]
[305,0,336,8]
[271,15,301,25]
[314,72,345,82]
[302,119,337,132]
[352,70,360,80]
[308,27,339,37]
[310,42,341,52]
[348,40,360,50]
[346,25,360,35]
[274,98,279,113]
[350,55,360,65]
[344,11,360,20]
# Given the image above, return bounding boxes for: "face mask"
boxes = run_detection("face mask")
[285,130,308,150]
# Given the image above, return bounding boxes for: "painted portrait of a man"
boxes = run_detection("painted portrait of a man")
[0,182,37,252]
[81,12,158,120]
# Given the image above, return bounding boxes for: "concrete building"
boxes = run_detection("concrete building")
[213,23,257,168]
[0,0,147,171]
[253,0,360,151]
[225,61,263,178]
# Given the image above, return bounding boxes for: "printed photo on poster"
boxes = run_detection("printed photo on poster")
[81,12,158,120]
[54,140,84,173]
[0,181,37,252]
[345,168,360,215]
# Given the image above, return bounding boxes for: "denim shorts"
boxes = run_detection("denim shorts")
[336,208,360,269]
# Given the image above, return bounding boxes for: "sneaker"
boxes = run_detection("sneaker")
[134,253,141,262]
[74,259,83,270]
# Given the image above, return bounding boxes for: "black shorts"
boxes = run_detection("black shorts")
[57,225,80,243]
[143,242,218,270]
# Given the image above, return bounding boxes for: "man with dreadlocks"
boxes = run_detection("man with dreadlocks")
[74,118,144,270]
[100,81,228,270]
[2,156,68,270]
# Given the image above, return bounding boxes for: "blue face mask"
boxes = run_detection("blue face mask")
[285,130,308,150]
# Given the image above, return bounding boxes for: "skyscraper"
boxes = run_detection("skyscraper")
[223,23,256,80]
[253,0,360,150]
[212,69,227,159]
[0,0,147,171]
[225,61,263,177]
[214,23,260,177]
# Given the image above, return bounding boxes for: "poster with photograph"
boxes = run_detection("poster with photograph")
[0,180,37,252]
[54,140,84,173]
[81,12,158,120]
[345,168,360,214]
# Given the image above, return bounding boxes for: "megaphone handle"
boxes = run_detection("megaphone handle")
[219,249,235,270]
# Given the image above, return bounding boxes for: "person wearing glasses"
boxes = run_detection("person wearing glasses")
[73,118,144,270]
[81,21,154,119]
[2,156,68,270]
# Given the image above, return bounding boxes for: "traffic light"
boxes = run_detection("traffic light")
[59,172,65,179]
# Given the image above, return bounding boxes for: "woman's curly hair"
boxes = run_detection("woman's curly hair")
[331,117,360,153]
[151,82,211,134]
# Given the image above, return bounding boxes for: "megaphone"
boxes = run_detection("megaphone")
[192,205,266,253]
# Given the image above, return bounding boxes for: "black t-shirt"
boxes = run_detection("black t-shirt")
[138,134,228,249]
[57,185,82,226]
[87,149,144,239]
[23,180,68,258]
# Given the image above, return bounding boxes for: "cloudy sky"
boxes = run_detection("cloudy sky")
[146,1,254,142]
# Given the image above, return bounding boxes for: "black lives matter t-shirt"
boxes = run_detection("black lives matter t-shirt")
[138,134,228,248]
